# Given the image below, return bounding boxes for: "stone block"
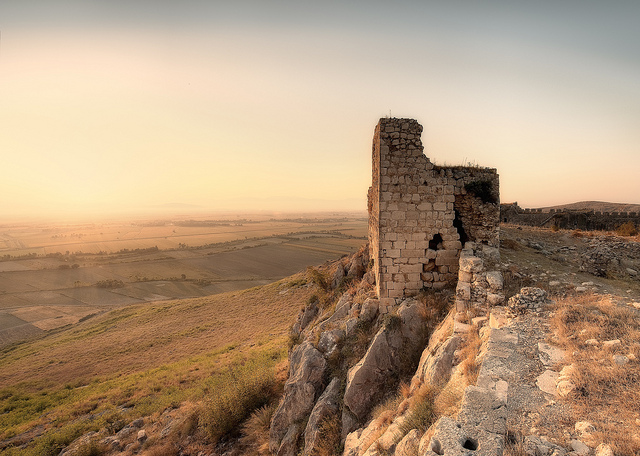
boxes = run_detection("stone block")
[459,256,484,273]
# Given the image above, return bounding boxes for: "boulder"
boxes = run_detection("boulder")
[292,300,319,335]
[394,429,420,456]
[278,424,302,456]
[343,325,403,419]
[331,264,346,289]
[485,271,503,291]
[303,378,342,456]
[270,342,327,452]
[359,298,379,323]
[317,329,345,357]
[414,335,462,388]
[319,293,353,330]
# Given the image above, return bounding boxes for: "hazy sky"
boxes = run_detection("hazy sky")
[2,1,639,219]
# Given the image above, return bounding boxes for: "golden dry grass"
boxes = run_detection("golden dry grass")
[0,272,320,453]
[552,293,640,456]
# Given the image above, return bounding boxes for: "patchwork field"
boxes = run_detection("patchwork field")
[0,213,368,346]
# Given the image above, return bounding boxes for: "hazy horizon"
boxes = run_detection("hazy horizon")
[2,1,639,221]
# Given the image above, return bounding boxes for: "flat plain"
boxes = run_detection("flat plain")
[0,212,368,346]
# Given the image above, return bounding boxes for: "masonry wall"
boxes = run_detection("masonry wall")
[368,118,500,303]
[501,203,640,231]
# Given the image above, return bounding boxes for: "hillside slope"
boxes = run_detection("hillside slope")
[539,200,640,213]
[0,271,323,455]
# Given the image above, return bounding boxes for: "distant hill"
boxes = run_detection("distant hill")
[538,201,640,213]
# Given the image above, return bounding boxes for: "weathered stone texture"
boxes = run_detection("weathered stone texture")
[368,118,499,302]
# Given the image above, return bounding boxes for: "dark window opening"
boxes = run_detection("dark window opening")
[453,210,469,245]
[429,233,443,250]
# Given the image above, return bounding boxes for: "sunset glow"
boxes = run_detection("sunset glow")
[2,1,639,220]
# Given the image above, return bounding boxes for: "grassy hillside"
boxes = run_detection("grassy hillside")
[0,271,323,455]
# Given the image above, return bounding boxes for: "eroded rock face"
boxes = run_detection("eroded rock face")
[414,335,462,387]
[303,377,342,456]
[269,342,327,453]
[344,300,426,421]
[292,299,319,335]
[343,324,404,420]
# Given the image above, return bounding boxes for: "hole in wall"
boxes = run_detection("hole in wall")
[462,438,478,451]
[429,233,443,250]
[453,210,469,245]
[430,439,444,455]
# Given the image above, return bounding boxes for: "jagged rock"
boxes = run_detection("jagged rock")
[344,416,387,456]
[278,424,302,456]
[414,335,462,388]
[59,431,101,456]
[332,264,346,289]
[570,439,591,455]
[99,437,122,452]
[343,324,404,420]
[341,407,360,441]
[292,300,319,335]
[524,435,567,456]
[317,329,345,357]
[359,298,379,323]
[397,299,424,340]
[395,429,420,456]
[344,301,426,420]
[304,378,342,456]
[581,241,613,277]
[347,248,369,279]
[345,317,358,336]
[485,271,504,291]
[270,342,327,453]
[459,256,484,273]
[319,293,353,330]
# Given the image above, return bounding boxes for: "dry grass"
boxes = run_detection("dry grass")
[552,293,640,455]
[0,275,318,454]
[457,328,482,385]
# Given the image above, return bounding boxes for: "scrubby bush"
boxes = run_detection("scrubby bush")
[199,358,280,446]
[464,180,498,204]
[616,221,637,237]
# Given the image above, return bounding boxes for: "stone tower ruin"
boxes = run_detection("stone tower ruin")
[368,118,500,305]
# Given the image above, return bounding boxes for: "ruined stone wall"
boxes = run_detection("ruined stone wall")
[501,203,640,231]
[368,118,500,304]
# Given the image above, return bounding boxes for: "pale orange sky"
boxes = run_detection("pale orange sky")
[1,1,639,220]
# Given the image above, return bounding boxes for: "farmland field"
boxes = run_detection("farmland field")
[0,212,368,346]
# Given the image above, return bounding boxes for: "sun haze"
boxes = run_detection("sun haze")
[1,1,639,221]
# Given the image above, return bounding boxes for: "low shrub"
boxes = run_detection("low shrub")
[199,358,281,446]
[616,221,637,237]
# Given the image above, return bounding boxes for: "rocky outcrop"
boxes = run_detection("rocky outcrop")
[344,299,426,421]
[269,341,327,454]
[303,377,342,456]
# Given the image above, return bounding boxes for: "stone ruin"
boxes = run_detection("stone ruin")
[367,118,501,308]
